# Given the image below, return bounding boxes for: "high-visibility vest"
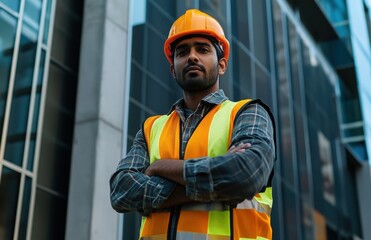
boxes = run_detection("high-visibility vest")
[141,99,274,240]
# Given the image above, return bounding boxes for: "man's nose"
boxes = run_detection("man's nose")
[187,48,199,62]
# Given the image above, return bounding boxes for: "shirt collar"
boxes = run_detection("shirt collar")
[167,89,228,115]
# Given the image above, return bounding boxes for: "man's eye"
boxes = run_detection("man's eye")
[176,49,187,56]
[199,47,209,53]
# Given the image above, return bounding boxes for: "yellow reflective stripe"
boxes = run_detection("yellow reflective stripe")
[208,100,237,157]
[208,210,230,236]
[254,187,273,208]
[139,216,147,237]
[149,114,171,164]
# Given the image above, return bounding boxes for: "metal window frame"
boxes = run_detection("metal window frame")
[0,0,25,181]
[0,0,56,239]
[13,0,49,238]
[25,0,57,238]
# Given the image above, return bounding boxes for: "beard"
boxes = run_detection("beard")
[174,62,219,92]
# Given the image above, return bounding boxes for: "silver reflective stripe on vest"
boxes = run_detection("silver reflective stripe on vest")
[140,234,167,240]
[177,232,230,240]
[237,198,270,215]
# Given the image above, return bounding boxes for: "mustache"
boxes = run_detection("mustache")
[183,63,206,75]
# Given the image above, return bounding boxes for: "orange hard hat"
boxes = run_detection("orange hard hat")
[164,9,230,64]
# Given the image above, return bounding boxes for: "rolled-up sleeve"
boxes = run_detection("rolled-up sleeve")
[109,130,176,215]
[184,103,275,203]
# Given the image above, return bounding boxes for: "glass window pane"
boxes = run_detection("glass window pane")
[231,0,250,50]
[4,94,30,166]
[274,13,295,184]
[38,63,76,194]
[27,50,45,171]
[122,213,141,240]
[23,0,42,33]
[231,42,252,100]
[255,64,272,107]
[252,0,270,70]
[288,21,301,106]
[4,2,40,166]
[19,176,32,240]
[0,0,20,12]
[147,1,174,39]
[130,63,144,102]
[31,187,67,240]
[51,0,83,70]
[0,167,21,240]
[146,28,172,83]
[128,100,144,140]
[38,134,72,194]
[0,9,17,139]
[295,109,310,196]
[282,187,300,239]
[146,74,178,114]
[43,0,52,44]
[131,24,145,63]
[302,202,314,239]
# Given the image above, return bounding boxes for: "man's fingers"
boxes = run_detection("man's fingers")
[228,143,252,153]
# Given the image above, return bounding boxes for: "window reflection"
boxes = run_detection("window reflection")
[0,0,20,12]
[24,0,42,31]
[231,0,250,50]
[31,187,67,240]
[255,64,272,106]
[273,4,295,185]
[0,167,21,240]
[0,9,17,142]
[42,0,52,44]
[4,94,29,166]
[252,0,270,70]
[27,50,45,171]
[19,176,32,240]
[4,0,42,166]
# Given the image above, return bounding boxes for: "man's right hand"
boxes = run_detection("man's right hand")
[228,143,251,153]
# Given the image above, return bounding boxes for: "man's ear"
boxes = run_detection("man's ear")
[170,65,175,78]
[218,58,228,76]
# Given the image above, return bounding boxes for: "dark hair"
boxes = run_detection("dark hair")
[170,34,224,63]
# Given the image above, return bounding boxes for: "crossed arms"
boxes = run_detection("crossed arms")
[109,103,275,215]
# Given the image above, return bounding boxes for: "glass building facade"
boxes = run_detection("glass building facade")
[0,0,82,239]
[1,0,370,239]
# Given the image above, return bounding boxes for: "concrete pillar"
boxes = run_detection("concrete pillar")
[65,0,130,239]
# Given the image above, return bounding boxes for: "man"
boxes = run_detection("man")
[110,9,276,240]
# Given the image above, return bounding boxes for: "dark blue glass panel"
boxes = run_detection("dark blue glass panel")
[19,176,32,240]
[0,9,17,144]
[0,167,21,240]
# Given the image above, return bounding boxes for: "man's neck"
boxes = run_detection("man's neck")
[182,88,219,111]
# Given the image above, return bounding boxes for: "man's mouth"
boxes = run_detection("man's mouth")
[184,65,203,74]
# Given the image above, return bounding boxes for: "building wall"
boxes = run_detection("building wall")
[65,0,130,239]
[346,0,371,238]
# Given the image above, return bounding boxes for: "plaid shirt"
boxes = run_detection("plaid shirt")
[110,90,275,215]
